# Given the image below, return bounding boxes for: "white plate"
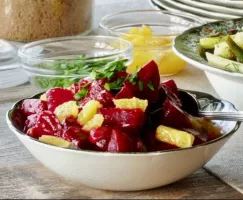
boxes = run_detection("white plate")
[199,0,243,9]
[151,0,215,23]
[178,0,243,16]
[153,0,240,20]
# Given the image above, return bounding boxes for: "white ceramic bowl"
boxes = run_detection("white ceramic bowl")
[173,44,243,110]
[6,91,240,191]
[173,17,243,110]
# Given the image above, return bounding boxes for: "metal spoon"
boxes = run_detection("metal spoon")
[180,90,243,121]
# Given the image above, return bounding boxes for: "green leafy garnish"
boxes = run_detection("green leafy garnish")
[147,81,155,91]
[90,59,128,80]
[74,87,88,100]
[129,66,139,85]
[104,83,110,91]
[104,78,125,91]
[35,55,117,90]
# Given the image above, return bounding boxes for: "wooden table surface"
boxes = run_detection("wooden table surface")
[1,0,243,199]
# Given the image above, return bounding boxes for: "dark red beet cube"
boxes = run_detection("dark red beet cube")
[161,80,182,107]
[115,83,134,99]
[82,80,114,107]
[89,127,113,151]
[46,88,74,112]
[162,80,179,96]
[136,60,160,103]
[11,107,26,131]
[26,111,62,139]
[161,98,192,130]
[71,78,92,94]
[21,99,47,116]
[99,108,145,132]
[138,60,160,90]
[24,114,38,132]
[111,71,128,82]
[62,116,82,130]
[62,126,90,149]
[107,129,134,152]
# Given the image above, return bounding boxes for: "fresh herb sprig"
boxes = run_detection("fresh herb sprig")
[90,59,128,80]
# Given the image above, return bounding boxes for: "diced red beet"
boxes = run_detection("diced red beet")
[144,131,177,152]
[24,114,38,132]
[26,111,62,139]
[129,135,146,152]
[71,78,92,94]
[161,80,182,107]
[135,60,160,103]
[162,80,179,96]
[11,107,26,131]
[89,127,113,151]
[155,142,178,151]
[107,129,134,152]
[161,98,192,130]
[138,60,160,89]
[62,126,90,149]
[82,80,114,107]
[115,83,134,99]
[46,88,74,112]
[111,71,128,81]
[99,108,145,132]
[62,116,81,130]
[21,99,47,116]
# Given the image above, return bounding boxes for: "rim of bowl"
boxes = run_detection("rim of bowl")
[6,91,241,156]
[18,35,133,63]
[99,10,205,39]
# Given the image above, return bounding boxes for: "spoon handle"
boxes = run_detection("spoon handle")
[199,111,243,121]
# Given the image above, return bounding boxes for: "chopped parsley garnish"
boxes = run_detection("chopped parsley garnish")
[74,83,90,100]
[35,54,115,90]
[90,59,128,80]
[147,80,155,91]
[74,88,88,100]
[104,78,125,91]
[104,83,110,91]
[129,66,139,85]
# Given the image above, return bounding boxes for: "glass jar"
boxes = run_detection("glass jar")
[0,0,93,41]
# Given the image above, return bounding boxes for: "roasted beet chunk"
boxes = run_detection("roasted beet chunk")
[161,98,192,130]
[135,60,160,103]
[161,80,182,107]
[99,108,145,132]
[26,111,62,139]
[115,83,134,99]
[107,129,134,152]
[24,114,38,132]
[61,116,90,149]
[46,88,74,112]
[89,127,113,151]
[82,80,114,107]
[21,99,47,116]
[62,126,89,149]
[71,78,92,95]
[11,108,26,131]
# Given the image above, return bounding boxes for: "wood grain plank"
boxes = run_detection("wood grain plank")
[0,164,242,199]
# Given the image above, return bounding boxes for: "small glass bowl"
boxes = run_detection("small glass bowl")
[100,10,204,76]
[18,36,133,91]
